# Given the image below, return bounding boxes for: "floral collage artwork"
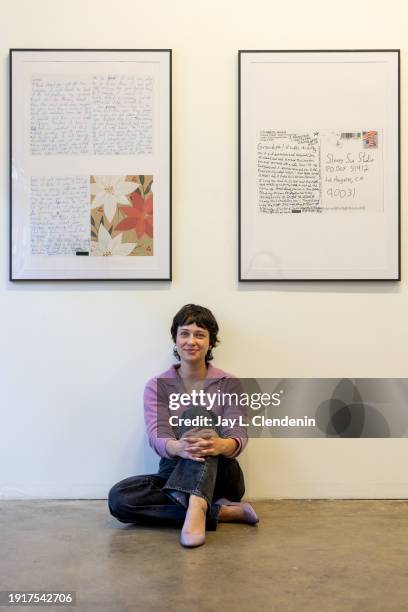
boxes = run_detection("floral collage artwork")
[90,175,153,256]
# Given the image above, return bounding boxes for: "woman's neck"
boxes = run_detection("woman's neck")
[177,361,208,380]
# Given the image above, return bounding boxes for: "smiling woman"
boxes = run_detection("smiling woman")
[171,304,219,372]
[108,304,259,548]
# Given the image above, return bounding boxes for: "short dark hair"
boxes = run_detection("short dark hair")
[171,304,220,362]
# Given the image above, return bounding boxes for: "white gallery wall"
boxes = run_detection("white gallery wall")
[1,0,408,499]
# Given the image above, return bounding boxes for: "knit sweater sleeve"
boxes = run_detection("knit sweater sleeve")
[143,376,176,459]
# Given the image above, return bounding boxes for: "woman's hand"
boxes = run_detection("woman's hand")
[183,429,238,458]
[166,429,238,460]
[165,434,205,462]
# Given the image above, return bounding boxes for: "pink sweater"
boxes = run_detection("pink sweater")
[144,364,248,459]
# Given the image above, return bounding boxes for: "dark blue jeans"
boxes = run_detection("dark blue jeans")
[108,408,245,531]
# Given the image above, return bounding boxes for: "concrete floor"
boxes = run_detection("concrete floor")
[1,500,408,612]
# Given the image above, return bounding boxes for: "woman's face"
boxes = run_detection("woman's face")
[176,322,210,366]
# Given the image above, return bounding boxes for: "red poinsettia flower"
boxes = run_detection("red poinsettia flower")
[115,191,153,239]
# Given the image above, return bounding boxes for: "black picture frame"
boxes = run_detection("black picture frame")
[10,48,172,281]
[239,49,400,281]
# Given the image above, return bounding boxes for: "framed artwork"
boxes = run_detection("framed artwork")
[239,50,400,281]
[10,49,171,280]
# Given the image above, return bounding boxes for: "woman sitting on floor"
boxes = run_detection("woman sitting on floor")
[108,304,258,547]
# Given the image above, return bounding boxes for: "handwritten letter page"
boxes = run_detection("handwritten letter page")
[92,75,153,156]
[258,131,320,214]
[30,74,153,156]
[30,176,90,256]
[31,77,91,155]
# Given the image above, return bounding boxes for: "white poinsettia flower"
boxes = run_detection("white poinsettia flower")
[90,176,139,223]
[91,223,137,256]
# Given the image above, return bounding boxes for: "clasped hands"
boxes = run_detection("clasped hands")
[167,428,236,461]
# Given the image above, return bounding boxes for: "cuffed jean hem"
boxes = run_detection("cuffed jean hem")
[163,486,217,510]
[163,455,218,508]
[162,482,214,509]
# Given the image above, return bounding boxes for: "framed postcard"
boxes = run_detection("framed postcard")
[239,50,400,281]
[10,49,171,280]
